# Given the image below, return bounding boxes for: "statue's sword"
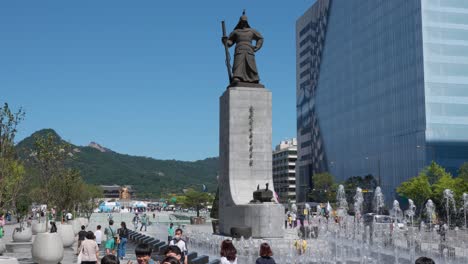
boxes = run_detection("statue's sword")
[221,21,233,83]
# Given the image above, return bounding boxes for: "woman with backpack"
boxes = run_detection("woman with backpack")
[117,221,129,260]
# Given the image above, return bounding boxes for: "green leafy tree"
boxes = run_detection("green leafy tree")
[432,173,468,219]
[425,161,448,185]
[0,103,26,211]
[31,132,73,224]
[181,189,213,217]
[78,184,103,218]
[457,162,468,183]
[309,172,337,203]
[397,174,432,214]
[210,187,219,219]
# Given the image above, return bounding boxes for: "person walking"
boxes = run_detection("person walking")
[293,237,307,255]
[78,231,99,264]
[104,220,117,255]
[168,223,175,244]
[94,225,102,248]
[255,242,276,264]
[77,225,87,255]
[220,239,237,264]
[118,221,129,260]
[169,228,187,258]
[132,213,139,231]
[50,221,57,233]
[140,214,148,232]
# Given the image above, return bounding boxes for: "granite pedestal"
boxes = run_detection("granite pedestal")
[219,86,284,238]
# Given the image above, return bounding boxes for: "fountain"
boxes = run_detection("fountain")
[443,189,456,227]
[425,199,436,231]
[463,193,468,230]
[336,185,348,218]
[373,187,385,215]
[185,187,468,264]
[406,199,416,226]
[354,187,364,219]
[392,200,402,222]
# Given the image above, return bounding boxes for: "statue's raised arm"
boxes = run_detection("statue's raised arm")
[221,11,264,87]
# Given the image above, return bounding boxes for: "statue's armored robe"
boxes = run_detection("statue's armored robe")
[228,28,263,83]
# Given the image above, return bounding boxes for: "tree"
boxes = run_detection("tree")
[31,132,74,224]
[0,103,26,211]
[457,162,468,183]
[397,174,432,215]
[432,173,468,221]
[78,184,103,218]
[309,172,337,203]
[181,189,213,217]
[425,161,448,185]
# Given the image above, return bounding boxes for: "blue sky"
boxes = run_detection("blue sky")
[0,0,313,161]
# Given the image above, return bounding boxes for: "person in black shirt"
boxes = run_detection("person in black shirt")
[255,242,276,264]
[117,222,129,260]
[50,221,57,233]
[77,225,87,255]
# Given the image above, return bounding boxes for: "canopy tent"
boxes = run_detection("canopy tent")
[99,201,121,212]
[132,201,147,208]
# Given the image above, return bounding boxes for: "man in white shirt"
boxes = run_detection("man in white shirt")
[169,228,187,260]
[66,212,73,222]
[94,225,102,248]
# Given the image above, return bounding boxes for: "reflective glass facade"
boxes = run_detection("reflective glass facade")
[296,0,468,203]
[422,0,468,173]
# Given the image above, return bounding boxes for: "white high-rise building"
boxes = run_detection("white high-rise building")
[273,138,297,204]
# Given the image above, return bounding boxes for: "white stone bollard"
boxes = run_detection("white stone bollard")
[31,233,64,264]
[0,239,6,255]
[32,222,47,235]
[58,224,75,248]
[12,227,33,242]
[71,219,81,235]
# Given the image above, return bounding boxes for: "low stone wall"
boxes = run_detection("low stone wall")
[127,230,219,264]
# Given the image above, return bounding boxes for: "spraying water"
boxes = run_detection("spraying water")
[406,199,416,227]
[336,185,348,217]
[443,189,456,227]
[373,187,385,215]
[354,187,364,219]
[392,200,402,222]
[425,199,435,231]
[463,193,468,229]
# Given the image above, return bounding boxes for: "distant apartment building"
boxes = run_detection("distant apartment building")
[273,138,298,204]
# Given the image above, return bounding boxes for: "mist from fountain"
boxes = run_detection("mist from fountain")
[463,193,468,229]
[406,199,416,229]
[443,189,456,227]
[354,187,364,218]
[185,187,468,264]
[373,187,385,215]
[425,199,435,231]
[337,185,348,217]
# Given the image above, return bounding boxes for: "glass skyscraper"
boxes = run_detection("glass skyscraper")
[296,0,468,203]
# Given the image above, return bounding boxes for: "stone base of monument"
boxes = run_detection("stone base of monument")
[190,217,206,225]
[220,203,284,238]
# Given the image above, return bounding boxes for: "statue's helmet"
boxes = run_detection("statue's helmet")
[240,10,248,21]
[234,10,251,30]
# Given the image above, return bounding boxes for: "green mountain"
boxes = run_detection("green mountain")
[16,129,219,198]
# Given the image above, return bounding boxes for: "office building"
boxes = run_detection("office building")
[296,0,468,202]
